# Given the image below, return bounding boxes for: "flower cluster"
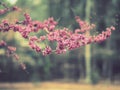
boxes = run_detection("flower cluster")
[0,2,116,71]
[0,40,26,70]
[0,2,19,15]
[0,13,115,56]
[94,26,115,42]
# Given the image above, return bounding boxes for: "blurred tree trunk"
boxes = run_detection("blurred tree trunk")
[84,0,93,83]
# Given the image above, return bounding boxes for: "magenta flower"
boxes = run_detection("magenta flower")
[0,40,7,46]
[0,3,116,57]
[42,46,52,56]
[7,46,16,52]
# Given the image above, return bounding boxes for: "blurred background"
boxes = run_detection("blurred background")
[0,0,120,89]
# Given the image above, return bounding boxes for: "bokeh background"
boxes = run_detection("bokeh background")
[0,0,120,90]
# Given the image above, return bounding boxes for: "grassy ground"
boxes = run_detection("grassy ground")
[0,82,120,90]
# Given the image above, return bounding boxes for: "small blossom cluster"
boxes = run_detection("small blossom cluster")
[94,26,115,42]
[0,40,18,61]
[0,2,19,15]
[0,40,26,70]
[0,40,17,60]
[0,40,6,46]
[75,16,95,33]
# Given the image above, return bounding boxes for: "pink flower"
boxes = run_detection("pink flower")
[23,13,32,25]
[7,46,16,52]
[32,21,43,32]
[55,48,66,54]
[110,26,115,31]
[48,25,55,31]
[7,46,17,55]
[29,36,38,41]
[42,46,52,56]
[0,40,7,46]
[0,8,8,15]
[35,46,41,52]
[21,31,29,38]
[40,36,46,41]
[29,41,36,49]
[0,9,6,15]
[12,6,20,11]
[12,25,19,32]
[0,20,10,32]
